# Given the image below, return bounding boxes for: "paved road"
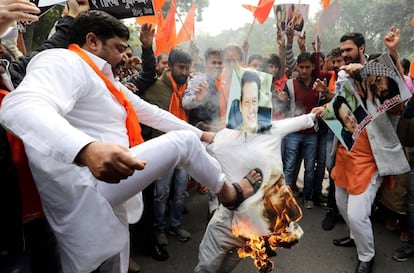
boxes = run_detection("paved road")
[131,187,414,273]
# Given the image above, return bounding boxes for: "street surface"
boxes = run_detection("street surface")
[132,185,414,273]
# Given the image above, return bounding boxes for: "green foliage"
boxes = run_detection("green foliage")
[195,0,414,61]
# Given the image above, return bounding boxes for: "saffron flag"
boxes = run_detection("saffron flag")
[320,0,330,9]
[243,0,274,24]
[136,0,167,27]
[155,0,177,56]
[242,4,256,13]
[176,3,196,45]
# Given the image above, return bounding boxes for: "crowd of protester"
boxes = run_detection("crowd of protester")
[0,1,414,273]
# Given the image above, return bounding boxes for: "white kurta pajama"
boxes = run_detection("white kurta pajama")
[195,114,316,273]
[0,48,226,273]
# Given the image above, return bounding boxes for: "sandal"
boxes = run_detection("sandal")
[222,168,263,210]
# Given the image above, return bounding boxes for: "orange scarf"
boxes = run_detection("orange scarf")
[328,72,337,92]
[215,77,228,128]
[168,72,188,122]
[68,44,144,147]
[215,77,227,118]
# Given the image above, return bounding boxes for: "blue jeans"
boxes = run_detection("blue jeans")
[283,132,318,200]
[153,167,189,230]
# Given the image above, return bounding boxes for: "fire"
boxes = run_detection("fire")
[232,173,304,272]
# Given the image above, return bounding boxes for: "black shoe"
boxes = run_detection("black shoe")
[355,257,374,273]
[333,236,355,247]
[150,244,169,261]
[313,195,328,207]
[392,244,414,262]
[322,209,337,231]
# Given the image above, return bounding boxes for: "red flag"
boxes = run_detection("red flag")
[176,3,196,45]
[321,0,330,10]
[155,0,177,56]
[411,16,414,27]
[254,0,274,24]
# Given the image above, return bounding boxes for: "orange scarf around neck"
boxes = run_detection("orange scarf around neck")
[215,76,228,128]
[68,44,144,147]
[168,72,188,122]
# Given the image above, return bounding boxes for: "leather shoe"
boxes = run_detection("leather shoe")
[355,257,374,273]
[333,236,355,247]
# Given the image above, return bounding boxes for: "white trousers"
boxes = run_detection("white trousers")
[98,130,225,207]
[335,172,382,262]
[93,130,225,273]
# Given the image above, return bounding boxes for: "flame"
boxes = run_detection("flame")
[232,173,303,272]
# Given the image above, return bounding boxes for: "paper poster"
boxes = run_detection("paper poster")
[273,3,309,37]
[226,66,273,132]
[321,53,412,150]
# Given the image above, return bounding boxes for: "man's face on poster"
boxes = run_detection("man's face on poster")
[338,103,358,133]
[368,75,390,101]
[240,82,259,133]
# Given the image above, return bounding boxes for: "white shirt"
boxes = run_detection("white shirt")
[207,113,315,237]
[0,48,202,273]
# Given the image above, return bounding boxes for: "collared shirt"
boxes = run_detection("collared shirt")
[0,47,201,272]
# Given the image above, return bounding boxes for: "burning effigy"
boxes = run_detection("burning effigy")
[194,68,317,273]
[194,122,313,273]
[233,170,304,272]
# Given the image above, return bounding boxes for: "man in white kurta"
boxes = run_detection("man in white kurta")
[0,11,259,273]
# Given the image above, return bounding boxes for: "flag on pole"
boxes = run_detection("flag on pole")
[320,0,330,10]
[176,3,196,45]
[242,0,275,24]
[155,0,177,56]
[136,0,167,27]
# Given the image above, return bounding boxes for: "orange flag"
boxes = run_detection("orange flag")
[242,4,256,13]
[155,0,177,56]
[321,0,330,10]
[242,0,274,24]
[411,16,414,27]
[135,0,167,27]
[176,2,196,45]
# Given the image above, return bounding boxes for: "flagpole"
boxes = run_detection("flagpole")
[245,17,256,41]
[172,1,193,42]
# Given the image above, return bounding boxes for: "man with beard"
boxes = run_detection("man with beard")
[340,32,368,66]
[0,11,263,272]
[331,27,409,273]
[141,46,194,247]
